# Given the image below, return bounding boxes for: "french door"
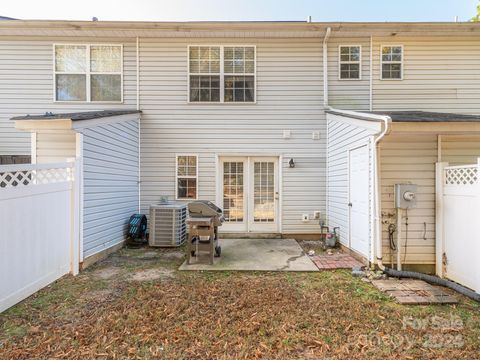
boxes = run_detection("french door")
[219,156,279,233]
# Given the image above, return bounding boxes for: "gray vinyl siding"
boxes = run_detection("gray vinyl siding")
[372,37,480,113]
[326,116,376,247]
[35,132,76,163]
[328,38,371,111]
[139,38,326,234]
[82,119,139,258]
[0,38,138,155]
[379,134,437,264]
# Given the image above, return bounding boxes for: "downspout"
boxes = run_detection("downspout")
[369,36,373,111]
[323,27,332,233]
[373,115,391,270]
[136,36,141,212]
[323,27,332,107]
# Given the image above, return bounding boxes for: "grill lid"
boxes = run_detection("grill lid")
[188,200,223,218]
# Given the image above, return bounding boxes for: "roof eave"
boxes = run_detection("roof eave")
[1,20,480,38]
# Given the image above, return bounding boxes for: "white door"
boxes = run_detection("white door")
[220,156,279,233]
[348,145,370,257]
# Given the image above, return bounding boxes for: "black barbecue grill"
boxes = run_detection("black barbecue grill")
[187,200,224,264]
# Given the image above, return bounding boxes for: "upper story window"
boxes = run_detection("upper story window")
[339,46,361,80]
[381,45,403,80]
[54,44,123,102]
[189,46,255,103]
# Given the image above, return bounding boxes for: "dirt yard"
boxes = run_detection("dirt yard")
[1,246,479,359]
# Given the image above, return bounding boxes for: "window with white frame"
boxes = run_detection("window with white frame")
[339,46,361,80]
[54,44,122,102]
[176,155,198,199]
[381,45,403,80]
[189,46,255,103]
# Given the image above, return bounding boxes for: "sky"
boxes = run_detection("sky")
[1,0,478,22]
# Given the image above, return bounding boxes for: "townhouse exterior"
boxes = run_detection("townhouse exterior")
[1,20,480,270]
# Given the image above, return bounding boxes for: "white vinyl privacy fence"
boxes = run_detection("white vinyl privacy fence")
[0,162,79,313]
[436,160,480,293]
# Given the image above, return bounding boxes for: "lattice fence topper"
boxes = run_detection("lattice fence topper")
[0,165,74,188]
[444,165,478,186]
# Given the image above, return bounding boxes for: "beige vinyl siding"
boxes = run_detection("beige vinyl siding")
[379,134,437,264]
[372,37,480,113]
[139,38,325,233]
[441,135,480,165]
[35,132,76,163]
[0,38,138,155]
[328,38,371,111]
[82,119,139,258]
[327,116,376,247]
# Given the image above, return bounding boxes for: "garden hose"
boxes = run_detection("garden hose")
[383,267,480,303]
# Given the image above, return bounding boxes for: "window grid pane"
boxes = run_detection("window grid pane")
[223,162,244,222]
[91,74,121,101]
[189,46,221,74]
[253,161,275,223]
[56,74,86,101]
[55,45,87,72]
[90,46,122,73]
[224,75,255,102]
[189,75,220,102]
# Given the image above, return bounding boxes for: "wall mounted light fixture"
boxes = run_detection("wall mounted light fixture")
[289,158,295,168]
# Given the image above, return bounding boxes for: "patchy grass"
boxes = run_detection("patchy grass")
[1,246,479,359]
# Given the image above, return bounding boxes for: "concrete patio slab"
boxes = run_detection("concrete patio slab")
[179,238,318,271]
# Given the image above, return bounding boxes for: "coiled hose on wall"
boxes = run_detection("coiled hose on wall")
[383,267,480,302]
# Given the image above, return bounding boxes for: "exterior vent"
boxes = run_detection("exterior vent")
[149,203,187,247]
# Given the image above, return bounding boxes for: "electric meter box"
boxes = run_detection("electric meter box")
[394,183,417,209]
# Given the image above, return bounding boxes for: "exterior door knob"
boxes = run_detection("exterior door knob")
[348,202,353,207]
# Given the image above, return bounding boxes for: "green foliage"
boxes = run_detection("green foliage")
[472,1,480,22]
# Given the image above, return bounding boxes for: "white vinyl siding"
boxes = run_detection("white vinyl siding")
[328,38,371,110]
[326,116,376,248]
[379,134,437,264]
[82,119,139,258]
[0,39,136,155]
[139,38,325,234]
[372,37,480,112]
